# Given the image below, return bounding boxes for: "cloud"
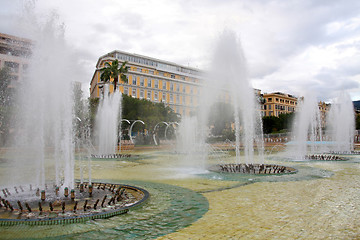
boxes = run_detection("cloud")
[2,0,360,100]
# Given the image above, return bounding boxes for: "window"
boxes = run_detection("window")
[132,77,137,85]
[176,84,180,92]
[154,92,158,102]
[268,105,272,110]
[124,87,128,95]
[5,61,19,73]
[140,90,144,99]
[132,88,137,97]
[183,85,186,93]
[147,79,151,87]
[147,91,151,100]
[162,81,167,90]
[170,74,175,79]
[170,94,174,103]
[155,80,159,88]
[176,94,180,103]
[149,70,154,74]
[140,77,144,86]
[9,75,18,82]
[170,83,174,91]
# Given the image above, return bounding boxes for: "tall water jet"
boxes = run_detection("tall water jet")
[290,93,323,158]
[326,92,355,153]
[178,30,264,171]
[7,9,76,189]
[95,84,122,155]
[74,86,93,185]
[200,30,264,165]
[176,116,207,172]
[0,3,150,226]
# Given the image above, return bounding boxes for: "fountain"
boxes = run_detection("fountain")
[288,93,324,159]
[176,116,208,172]
[182,30,290,175]
[286,91,356,160]
[92,84,128,159]
[326,92,356,154]
[0,5,148,225]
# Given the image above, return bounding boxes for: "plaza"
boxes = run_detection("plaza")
[1,1,360,239]
[1,145,359,239]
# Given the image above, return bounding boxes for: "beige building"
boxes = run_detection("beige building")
[0,33,32,86]
[90,50,202,116]
[262,92,298,117]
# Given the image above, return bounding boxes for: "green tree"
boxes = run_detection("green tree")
[262,116,279,134]
[100,60,129,91]
[208,102,234,136]
[89,94,180,143]
[262,113,294,134]
[121,94,179,132]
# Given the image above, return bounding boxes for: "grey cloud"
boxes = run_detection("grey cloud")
[91,23,109,33]
[115,12,144,30]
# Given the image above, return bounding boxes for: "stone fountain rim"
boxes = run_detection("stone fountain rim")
[208,163,298,175]
[0,181,150,226]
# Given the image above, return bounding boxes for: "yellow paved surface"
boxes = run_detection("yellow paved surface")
[89,149,360,239]
[1,147,360,239]
[159,166,360,239]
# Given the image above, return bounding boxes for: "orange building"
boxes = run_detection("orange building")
[262,92,298,117]
[90,50,202,116]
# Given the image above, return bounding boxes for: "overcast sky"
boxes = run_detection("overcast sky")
[1,0,360,101]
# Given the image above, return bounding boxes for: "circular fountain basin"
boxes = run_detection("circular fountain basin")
[304,154,346,161]
[328,151,360,155]
[209,163,297,175]
[91,154,139,159]
[0,182,149,226]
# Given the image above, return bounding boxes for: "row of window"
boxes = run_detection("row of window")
[263,104,295,112]
[123,87,194,105]
[129,66,197,83]
[266,97,296,105]
[127,74,196,94]
[1,61,29,74]
[114,52,200,76]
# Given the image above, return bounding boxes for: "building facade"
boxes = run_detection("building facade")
[0,33,32,86]
[262,92,298,117]
[90,50,332,121]
[90,50,202,116]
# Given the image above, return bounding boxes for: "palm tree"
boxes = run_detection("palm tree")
[100,60,129,92]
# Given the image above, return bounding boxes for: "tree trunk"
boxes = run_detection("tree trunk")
[114,77,118,91]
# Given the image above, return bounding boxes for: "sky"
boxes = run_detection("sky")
[1,0,360,102]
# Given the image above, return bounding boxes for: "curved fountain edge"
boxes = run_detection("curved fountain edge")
[0,182,150,226]
[208,163,298,175]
